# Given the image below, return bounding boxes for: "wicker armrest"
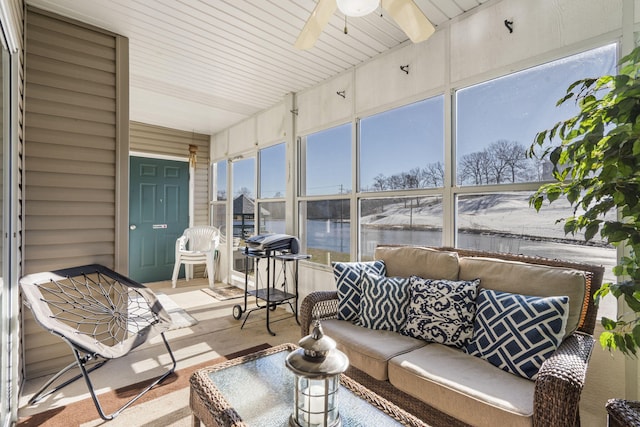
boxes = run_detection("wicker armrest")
[606,399,640,427]
[533,332,594,427]
[299,290,339,336]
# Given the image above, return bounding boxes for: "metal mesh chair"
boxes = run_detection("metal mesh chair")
[20,264,177,420]
[171,225,220,289]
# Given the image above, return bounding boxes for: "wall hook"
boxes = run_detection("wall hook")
[336,90,346,98]
[400,65,409,75]
[504,19,514,33]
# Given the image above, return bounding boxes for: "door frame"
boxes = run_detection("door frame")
[128,151,193,276]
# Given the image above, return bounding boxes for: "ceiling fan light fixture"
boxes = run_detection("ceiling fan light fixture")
[336,0,380,17]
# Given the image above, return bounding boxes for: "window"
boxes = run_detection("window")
[360,196,443,260]
[299,124,352,265]
[257,143,286,235]
[358,97,445,260]
[453,44,618,318]
[211,160,227,236]
[232,157,256,241]
[360,97,444,191]
[455,44,617,186]
[299,199,350,265]
[259,143,286,199]
[258,201,285,235]
[456,192,614,254]
[302,124,351,196]
[215,160,227,201]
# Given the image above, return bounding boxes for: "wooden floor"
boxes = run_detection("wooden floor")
[17,278,302,426]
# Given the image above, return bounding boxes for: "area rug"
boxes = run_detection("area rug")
[201,285,245,301]
[16,343,271,427]
[156,293,198,329]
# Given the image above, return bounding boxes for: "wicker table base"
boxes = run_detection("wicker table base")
[189,343,429,427]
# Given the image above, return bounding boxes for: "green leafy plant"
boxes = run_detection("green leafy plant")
[528,46,640,357]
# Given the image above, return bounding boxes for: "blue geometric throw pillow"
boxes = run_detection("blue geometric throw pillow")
[464,289,569,380]
[401,277,480,348]
[333,260,386,322]
[359,272,411,332]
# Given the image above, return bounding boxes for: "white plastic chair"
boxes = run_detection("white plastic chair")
[171,225,220,289]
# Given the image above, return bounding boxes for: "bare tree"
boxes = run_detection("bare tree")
[372,173,388,191]
[422,162,445,187]
[492,140,529,183]
[459,151,491,185]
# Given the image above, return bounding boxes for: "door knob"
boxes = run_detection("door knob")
[130,225,137,230]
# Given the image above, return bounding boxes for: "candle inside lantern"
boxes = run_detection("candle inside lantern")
[302,384,326,425]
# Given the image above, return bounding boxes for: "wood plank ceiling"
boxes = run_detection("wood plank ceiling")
[26,0,489,135]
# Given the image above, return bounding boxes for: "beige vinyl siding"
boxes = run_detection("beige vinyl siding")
[23,8,127,378]
[130,121,210,225]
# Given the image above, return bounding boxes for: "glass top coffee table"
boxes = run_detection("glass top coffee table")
[189,343,428,427]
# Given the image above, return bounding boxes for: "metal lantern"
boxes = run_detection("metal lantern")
[286,320,349,427]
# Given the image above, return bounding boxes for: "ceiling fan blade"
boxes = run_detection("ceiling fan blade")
[381,0,435,43]
[294,0,337,50]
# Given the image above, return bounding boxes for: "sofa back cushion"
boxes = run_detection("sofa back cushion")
[359,272,411,332]
[465,289,569,380]
[458,257,587,337]
[402,277,480,348]
[333,260,387,322]
[375,246,459,280]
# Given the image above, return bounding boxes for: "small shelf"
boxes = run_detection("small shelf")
[248,288,295,303]
[274,253,311,262]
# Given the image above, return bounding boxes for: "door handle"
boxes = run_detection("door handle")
[130,224,136,230]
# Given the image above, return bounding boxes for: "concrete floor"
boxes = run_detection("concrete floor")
[18,278,302,426]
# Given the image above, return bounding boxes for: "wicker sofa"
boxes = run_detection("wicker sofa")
[300,245,604,427]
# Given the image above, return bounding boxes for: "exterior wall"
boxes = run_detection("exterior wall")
[130,121,210,226]
[130,121,210,275]
[22,8,127,379]
[211,0,632,424]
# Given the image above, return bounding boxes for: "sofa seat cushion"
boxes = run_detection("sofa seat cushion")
[459,256,587,338]
[388,344,534,427]
[321,319,427,381]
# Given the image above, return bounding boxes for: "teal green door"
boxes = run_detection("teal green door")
[129,156,189,283]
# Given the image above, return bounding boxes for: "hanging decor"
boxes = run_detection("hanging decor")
[188,144,198,168]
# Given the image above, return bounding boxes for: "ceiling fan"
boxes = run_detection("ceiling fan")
[295,0,435,50]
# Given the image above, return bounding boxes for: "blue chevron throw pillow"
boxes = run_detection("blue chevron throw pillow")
[464,289,569,380]
[359,272,411,332]
[401,277,480,348]
[333,260,386,322]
